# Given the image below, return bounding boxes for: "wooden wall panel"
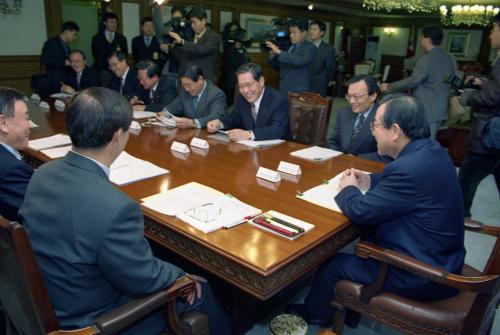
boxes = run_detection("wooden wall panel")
[0,56,41,94]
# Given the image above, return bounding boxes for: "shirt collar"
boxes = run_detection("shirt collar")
[105,29,114,37]
[70,150,110,178]
[359,103,375,119]
[122,66,130,80]
[253,87,266,112]
[313,40,322,47]
[196,28,207,39]
[197,81,208,99]
[0,142,22,160]
[152,82,159,92]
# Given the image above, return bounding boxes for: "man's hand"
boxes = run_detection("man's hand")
[186,274,206,305]
[60,84,75,95]
[168,32,182,44]
[207,119,221,133]
[160,43,170,52]
[227,129,251,141]
[175,117,195,129]
[132,104,145,111]
[265,41,281,55]
[339,168,370,191]
[465,76,486,87]
[380,83,389,92]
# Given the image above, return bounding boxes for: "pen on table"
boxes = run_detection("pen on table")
[262,216,300,234]
[264,214,304,233]
[253,218,295,237]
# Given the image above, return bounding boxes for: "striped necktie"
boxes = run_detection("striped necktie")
[251,103,257,122]
[350,114,365,149]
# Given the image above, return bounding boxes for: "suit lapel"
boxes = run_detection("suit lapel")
[254,87,271,127]
[349,103,378,152]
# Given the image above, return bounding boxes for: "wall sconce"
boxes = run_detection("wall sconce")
[384,28,395,37]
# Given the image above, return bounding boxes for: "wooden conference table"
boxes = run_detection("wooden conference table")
[23,101,384,303]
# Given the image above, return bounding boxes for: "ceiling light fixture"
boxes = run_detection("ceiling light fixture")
[440,4,499,26]
[363,0,437,13]
[308,3,314,11]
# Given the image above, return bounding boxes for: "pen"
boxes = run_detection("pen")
[253,218,296,237]
[264,214,304,233]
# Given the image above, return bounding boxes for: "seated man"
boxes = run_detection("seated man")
[287,96,465,327]
[0,87,33,221]
[157,64,226,129]
[19,87,231,335]
[207,62,292,141]
[131,60,177,112]
[107,51,141,99]
[60,50,101,94]
[327,74,388,162]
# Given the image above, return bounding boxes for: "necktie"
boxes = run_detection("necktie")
[145,36,151,47]
[107,32,113,43]
[120,77,124,95]
[76,72,82,89]
[150,89,155,102]
[350,114,365,149]
[251,103,257,122]
[194,35,200,44]
[193,96,200,109]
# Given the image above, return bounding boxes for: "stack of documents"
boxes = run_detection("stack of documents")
[41,145,71,158]
[248,210,314,240]
[142,182,261,233]
[237,139,285,149]
[109,151,169,185]
[290,146,342,161]
[28,134,72,151]
[133,111,156,119]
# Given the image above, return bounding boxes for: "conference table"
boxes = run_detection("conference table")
[23,99,384,330]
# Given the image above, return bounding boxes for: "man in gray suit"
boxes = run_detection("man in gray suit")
[19,87,231,334]
[309,20,335,97]
[267,17,317,94]
[381,25,455,138]
[158,64,227,128]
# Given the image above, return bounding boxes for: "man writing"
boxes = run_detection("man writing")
[60,50,101,94]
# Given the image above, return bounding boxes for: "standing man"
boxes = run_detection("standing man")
[207,63,292,141]
[40,21,79,93]
[286,96,464,327]
[0,87,33,221]
[459,13,500,226]
[309,20,335,97]
[267,17,316,94]
[131,60,177,112]
[60,50,101,94]
[92,12,128,85]
[132,17,162,66]
[107,51,141,100]
[168,6,221,81]
[380,25,455,138]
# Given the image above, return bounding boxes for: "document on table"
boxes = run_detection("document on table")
[109,151,169,185]
[28,134,72,151]
[29,120,39,128]
[142,182,261,233]
[237,139,285,148]
[41,145,71,159]
[297,172,370,213]
[133,111,156,119]
[290,146,342,161]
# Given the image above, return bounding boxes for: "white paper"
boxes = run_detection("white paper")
[40,145,71,159]
[237,139,285,148]
[133,111,156,119]
[29,120,39,128]
[290,146,342,161]
[50,92,73,99]
[28,134,72,151]
[109,151,169,185]
[207,133,230,142]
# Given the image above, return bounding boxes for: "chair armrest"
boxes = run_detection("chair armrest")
[465,221,500,237]
[355,241,499,294]
[94,276,195,334]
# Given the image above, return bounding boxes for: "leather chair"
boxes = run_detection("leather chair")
[288,92,332,146]
[0,217,208,335]
[330,223,500,335]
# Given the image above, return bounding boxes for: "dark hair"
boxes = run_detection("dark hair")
[0,87,26,118]
[421,25,443,46]
[66,87,132,149]
[379,95,430,140]
[235,63,263,81]
[347,74,379,96]
[179,63,204,81]
[310,20,326,33]
[102,12,118,23]
[69,49,86,60]
[289,17,309,32]
[171,5,185,17]
[189,6,207,20]
[141,16,153,26]
[60,21,79,33]
[136,60,159,78]
[108,51,126,62]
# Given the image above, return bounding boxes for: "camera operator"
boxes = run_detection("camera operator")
[168,6,221,81]
[267,17,316,94]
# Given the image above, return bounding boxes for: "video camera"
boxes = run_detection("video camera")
[163,16,194,43]
[221,27,252,50]
[443,73,481,91]
[259,17,292,53]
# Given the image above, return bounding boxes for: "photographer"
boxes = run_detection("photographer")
[267,17,316,94]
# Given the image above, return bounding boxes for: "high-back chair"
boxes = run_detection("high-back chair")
[0,217,208,335]
[288,92,332,146]
[330,223,500,335]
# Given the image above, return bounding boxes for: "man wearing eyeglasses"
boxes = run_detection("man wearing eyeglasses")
[327,75,384,161]
[207,62,292,141]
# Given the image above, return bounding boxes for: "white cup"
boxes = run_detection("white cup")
[39,101,50,112]
[30,93,41,103]
[54,99,65,112]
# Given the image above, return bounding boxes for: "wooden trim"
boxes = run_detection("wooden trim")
[44,0,63,38]
[0,55,41,94]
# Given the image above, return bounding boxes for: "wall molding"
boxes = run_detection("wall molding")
[0,55,41,94]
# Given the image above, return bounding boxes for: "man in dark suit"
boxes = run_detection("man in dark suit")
[131,60,177,112]
[0,87,33,221]
[157,64,226,128]
[132,17,162,66]
[40,21,79,93]
[91,12,128,84]
[168,6,221,81]
[19,87,231,335]
[267,17,317,94]
[207,63,292,141]
[107,51,141,100]
[309,20,335,97]
[287,96,465,327]
[60,50,101,94]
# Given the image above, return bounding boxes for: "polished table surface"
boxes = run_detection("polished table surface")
[24,101,384,300]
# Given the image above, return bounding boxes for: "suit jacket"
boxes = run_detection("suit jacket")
[220,86,292,140]
[269,40,317,94]
[172,28,221,81]
[139,75,177,112]
[388,47,455,122]
[0,145,33,221]
[335,138,465,292]
[107,67,141,100]
[41,36,70,86]
[132,35,161,64]
[167,80,226,127]
[91,30,128,72]
[19,151,184,329]
[309,42,335,96]
[62,67,101,91]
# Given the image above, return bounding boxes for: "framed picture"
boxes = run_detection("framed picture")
[447,33,470,58]
[240,13,275,52]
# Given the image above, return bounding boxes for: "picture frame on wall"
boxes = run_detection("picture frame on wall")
[447,32,470,58]
[240,13,275,52]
